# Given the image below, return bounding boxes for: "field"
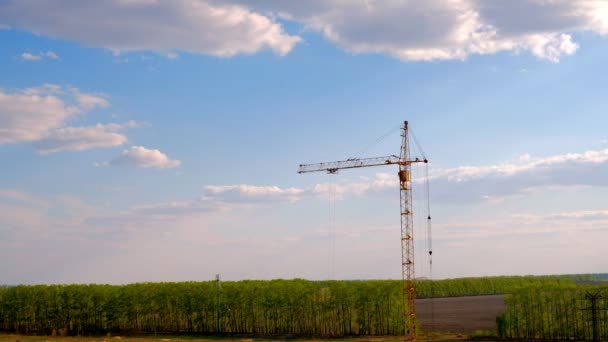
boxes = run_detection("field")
[417,295,505,333]
[1,276,603,339]
[0,335,471,342]
[0,296,505,342]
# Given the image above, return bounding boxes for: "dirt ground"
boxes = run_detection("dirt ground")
[416,295,506,333]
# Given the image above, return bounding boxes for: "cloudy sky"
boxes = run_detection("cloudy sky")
[1,0,608,284]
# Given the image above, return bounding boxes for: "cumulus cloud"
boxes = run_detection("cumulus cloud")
[69,88,109,110]
[0,84,142,154]
[205,184,307,203]
[21,52,41,61]
[20,51,59,61]
[199,173,397,206]
[429,149,608,202]
[116,174,394,216]
[45,51,59,59]
[0,84,107,144]
[435,209,608,243]
[201,148,608,205]
[0,0,301,57]
[230,0,608,61]
[8,1,606,62]
[99,185,310,220]
[108,184,309,219]
[314,173,396,197]
[5,0,608,62]
[108,146,181,169]
[34,121,136,154]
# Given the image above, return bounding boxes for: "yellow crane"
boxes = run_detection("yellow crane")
[298,120,429,341]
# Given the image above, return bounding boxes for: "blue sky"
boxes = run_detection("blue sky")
[1,0,608,284]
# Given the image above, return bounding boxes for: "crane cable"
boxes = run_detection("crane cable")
[411,130,435,330]
[328,173,336,280]
[425,163,433,271]
[410,128,427,161]
[425,162,435,330]
[348,124,401,160]
[412,128,434,329]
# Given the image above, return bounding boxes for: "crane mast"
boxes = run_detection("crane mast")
[298,121,426,341]
[399,121,417,341]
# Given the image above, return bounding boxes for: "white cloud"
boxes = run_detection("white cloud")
[433,149,608,182]
[106,174,391,216]
[0,84,137,155]
[5,1,608,62]
[434,209,608,244]
[199,173,397,206]
[191,148,608,206]
[429,148,608,202]
[34,121,136,154]
[0,84,107,144]
[541,210,608,221]
[108,146,181,168]
[523,33,578,62]
[21,52,41,61]
[21,83,63,96]
[311,173,396,199]
[45,51,59,59]
[205,184,307,203]
[230,0,608,62]
[4,161,608,283]
[0,0,301,57]
[20,51,60,61]
[69,87,109,110]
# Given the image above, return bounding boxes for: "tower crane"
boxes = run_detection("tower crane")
[298,121,428,341]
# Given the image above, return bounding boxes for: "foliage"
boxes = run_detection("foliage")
[497,283,608,340]
[0,275,591,336]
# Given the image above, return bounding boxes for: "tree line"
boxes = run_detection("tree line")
[498,283,608,340]
[0,275,592,336]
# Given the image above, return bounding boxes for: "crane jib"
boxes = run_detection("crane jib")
[297,156,426,174]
